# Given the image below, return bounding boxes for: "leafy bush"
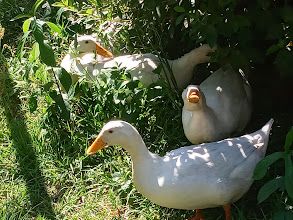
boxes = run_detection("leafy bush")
[253,127,293,217]
[49,0,293,75]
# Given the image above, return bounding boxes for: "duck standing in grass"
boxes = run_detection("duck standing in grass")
[87,119,273,220]
[182,65,252,144]
[61,35,215,88]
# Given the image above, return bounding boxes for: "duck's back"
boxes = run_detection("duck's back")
[102,53,160,85]
[200,65,252,134]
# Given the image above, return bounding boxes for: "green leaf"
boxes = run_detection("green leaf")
[266,41,285,55]
[29,42,40,62]
[17,31,31,60]
[32,0,45,16]
[32,19,45,43]
[29,95,38,113]
[58,68,72,93]
[175,14,186,26]
[67,82,77,99]
[257,177,284,203]
[39,42,56,67]
[10,14,32,21]
[43,81,54,91]
[273,210,293,220]
[174,6,185,13]
[56,8,65,23]
[253,152,285,180]
[23,18,33,33]
[205,25,217,47]
[52,1,78,12]
[285,154,293,199]
[49,90,70,120]
[52,2,66,8]
[46,22,62,35]
[68,0,75,7]
[284,127,293,152]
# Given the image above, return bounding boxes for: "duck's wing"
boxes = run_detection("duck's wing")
[103,53,159,70]
[164,139,255,180]
[199,65,252,132]
[103,54,160,85]
[60,54,74,73]
[164,120,272,181]
[201,65,249,109]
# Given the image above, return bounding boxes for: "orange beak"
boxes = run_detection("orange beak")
[86,134,107,155]
[95,43,113,58]
[188,89,200,103]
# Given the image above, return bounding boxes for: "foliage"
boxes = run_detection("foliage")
[254,127,293,215]
[0,0,35,45]
[47,0,293,75]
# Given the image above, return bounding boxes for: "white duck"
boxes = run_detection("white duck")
[87,119,273,220]
[60,35,215,88]
[182,65,252,144]
[60,35,113,83]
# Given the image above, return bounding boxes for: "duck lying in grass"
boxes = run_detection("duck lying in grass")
[87,119,273,220]
[61,35,215,88]
[60,35,114,83]
[182,65,252,144]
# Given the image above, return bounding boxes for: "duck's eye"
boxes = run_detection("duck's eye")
[108,130,113,134]
[85,40,89,44]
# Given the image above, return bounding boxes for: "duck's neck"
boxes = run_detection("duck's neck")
[169,47,210,89]
[121,135,153,161]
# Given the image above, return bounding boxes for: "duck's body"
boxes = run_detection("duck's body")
[61,35,214,88]
[133,145,253,210]
[182,65,252,144]
[98,53,160,86]
[61,52,98,82]
[101,46,214,88]
[87,119,273,218]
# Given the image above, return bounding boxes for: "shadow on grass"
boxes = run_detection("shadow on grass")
[0,57,56,219]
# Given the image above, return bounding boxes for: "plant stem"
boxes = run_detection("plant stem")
[51,67,63,95]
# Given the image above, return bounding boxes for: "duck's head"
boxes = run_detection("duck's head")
[86,120,141,155]
[73,35,113,58]
[182,85,205,110]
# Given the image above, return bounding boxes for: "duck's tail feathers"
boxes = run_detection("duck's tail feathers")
[262,119,274,135]
[257,119,274,155]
